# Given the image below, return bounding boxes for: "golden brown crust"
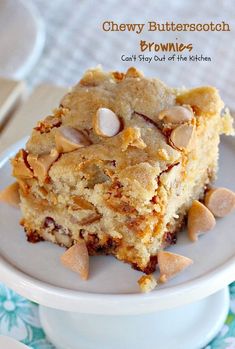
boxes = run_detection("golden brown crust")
[176,87,224,116]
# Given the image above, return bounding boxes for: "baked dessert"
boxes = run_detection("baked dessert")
[11,67,234,274]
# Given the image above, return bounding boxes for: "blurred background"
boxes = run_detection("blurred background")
[0,0,235,109]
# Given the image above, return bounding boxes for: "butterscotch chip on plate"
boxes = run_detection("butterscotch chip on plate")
[187,200,216,241]
[205,187,235,217]
[0,182,20,208]
[158,251,193,283]
[61,241,89,280]
[11,67,234,275]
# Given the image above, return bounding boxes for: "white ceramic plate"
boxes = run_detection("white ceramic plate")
[0,137,234,315]
[0,0,45,79]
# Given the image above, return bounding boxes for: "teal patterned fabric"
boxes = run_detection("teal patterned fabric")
[205,283,235,349]
[0,284,54,348]
[0,282,235,349]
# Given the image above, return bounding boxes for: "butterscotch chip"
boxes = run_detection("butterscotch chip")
[27,149,59,183]
[12,149,33,179]
[205,187,235,217]
[138,274,157,293]
[0,182,20,208]
[169,124,195,150]
[61,241,89,280]
[121,127,146,151]
[126,67,144,78]
[158,251,193,283]
[93,108,121,137]
[159,105,193,124]
[18,179,29,196]
[55,126,91,153]
[187,200,216,241]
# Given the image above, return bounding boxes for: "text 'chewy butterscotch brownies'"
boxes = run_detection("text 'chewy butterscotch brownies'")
[12,67,233,274]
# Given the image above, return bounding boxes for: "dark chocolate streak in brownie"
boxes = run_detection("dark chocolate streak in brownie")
[134,111,164,134]
[26,230,44,243]
[132,255,158,274]
[85,233,120,255]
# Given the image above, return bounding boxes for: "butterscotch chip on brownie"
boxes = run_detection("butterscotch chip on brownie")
[27,149,59,184]
[12,149,33,179]
[158,105,193,124]
[11,67,234,274]
[169,124,195,151]
[93,108,122,137]
[55,126,91,153]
